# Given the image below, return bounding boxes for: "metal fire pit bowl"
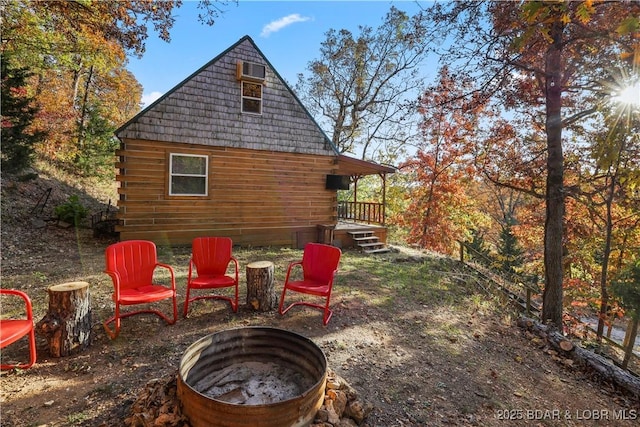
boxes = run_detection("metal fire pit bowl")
[177,327,327,427]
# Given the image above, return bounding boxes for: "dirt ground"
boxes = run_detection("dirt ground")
[1,169,639,427]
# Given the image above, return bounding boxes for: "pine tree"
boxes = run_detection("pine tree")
[467,228,492,266]
[610,260,640,369]
[1,56,45,173]
[497,217,524,276]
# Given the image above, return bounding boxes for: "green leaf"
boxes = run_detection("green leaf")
[616,17,640,35]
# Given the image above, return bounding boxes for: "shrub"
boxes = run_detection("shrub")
[54,195,89,227]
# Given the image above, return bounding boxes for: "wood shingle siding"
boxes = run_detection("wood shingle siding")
[117,37,334,157]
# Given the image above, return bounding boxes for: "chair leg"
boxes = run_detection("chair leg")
[278,287,289,315]
[103,318,120,340]
[278,288,309,317]
[279,288,333,326]
[26,328,37,368]
[184,288,238,315]
[170,294,178,324]
[104,297,177,339]
[103,302,122,339]
[0,329,37,370]
[103,311,121,340]
[322,296,333,326]
[232,285,239,312]
[183,287,192,318]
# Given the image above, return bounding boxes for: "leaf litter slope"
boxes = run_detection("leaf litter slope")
[1,171,639,427]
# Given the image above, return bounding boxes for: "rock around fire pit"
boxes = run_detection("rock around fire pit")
[125,368,371,427]
[125,327,372,427]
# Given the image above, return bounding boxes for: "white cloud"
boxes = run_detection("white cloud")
[261,14,311,37]
[141,91,163,108]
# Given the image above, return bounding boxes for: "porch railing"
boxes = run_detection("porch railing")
[337,201,385,225]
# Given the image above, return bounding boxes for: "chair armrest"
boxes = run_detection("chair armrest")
[284,260,303,283]
[155,262,176,290]
[187,258,195,281]
[0,289,33,320]
[329,269,339,285]
[230,257,240,281]
[104,270,122,299]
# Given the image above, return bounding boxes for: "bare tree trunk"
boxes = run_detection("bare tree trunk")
[76,64,94,154]
[597,176,615,341]
[71,55,83,108]
[622,317,638,370]
[541,20,565,330]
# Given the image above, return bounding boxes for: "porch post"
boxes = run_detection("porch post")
[352,175,360,223]
[380,172,387,225]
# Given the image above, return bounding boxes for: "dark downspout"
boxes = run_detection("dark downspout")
[352,176,360,205]
[380,172,387,225]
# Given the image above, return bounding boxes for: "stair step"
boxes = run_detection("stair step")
[358,242,384,248]
[352,236,379,242]
[345,229,389,254]
[364,247,391,254]
[348,231,374,237]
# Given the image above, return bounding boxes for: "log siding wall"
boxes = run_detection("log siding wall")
[116,139,338,247]
[115,36,341,247]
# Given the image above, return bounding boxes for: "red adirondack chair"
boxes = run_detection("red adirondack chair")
[103,240,178,339]
[183,237,239,317]
[1,289,37,369]
[278,243,342,325]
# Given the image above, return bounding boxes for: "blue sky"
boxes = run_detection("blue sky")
[127,0,428,107]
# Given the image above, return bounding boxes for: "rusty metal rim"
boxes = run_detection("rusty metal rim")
[178,326,327,407]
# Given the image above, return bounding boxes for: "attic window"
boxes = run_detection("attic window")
[169,153,208,196]
[241,81,262,114]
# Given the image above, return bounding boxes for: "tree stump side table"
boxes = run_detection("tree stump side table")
[36,281,92,357]
[245,261,277,312]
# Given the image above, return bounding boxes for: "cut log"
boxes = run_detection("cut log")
[517,316,640,399]
[246,261,276,312]
[559,339,574,352]
[36,281,92,357]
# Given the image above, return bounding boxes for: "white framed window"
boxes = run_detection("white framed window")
[169,153,208,196]
[241,81,262,114]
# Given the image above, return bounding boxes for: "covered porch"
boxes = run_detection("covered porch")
[329,155,396,250]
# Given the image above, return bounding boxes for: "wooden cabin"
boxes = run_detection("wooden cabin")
[114,35,394,248]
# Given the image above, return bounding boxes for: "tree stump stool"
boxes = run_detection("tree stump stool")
[36,281,92,357]
[246,261,277,312]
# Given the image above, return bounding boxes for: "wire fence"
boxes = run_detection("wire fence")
[458,240,639,374]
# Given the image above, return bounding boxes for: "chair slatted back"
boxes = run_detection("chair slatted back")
[302,243,341,284]
[105,240,158,289]
[192,237,233,276]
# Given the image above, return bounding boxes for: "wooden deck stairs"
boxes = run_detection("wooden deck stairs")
[348,230,390,254]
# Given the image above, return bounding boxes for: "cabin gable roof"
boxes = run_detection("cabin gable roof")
[116,35,337,156]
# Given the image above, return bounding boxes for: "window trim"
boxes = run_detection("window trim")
[241,80,263,115]
[168,153,209,197]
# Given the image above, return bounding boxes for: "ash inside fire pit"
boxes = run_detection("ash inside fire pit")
[194,360,315,404]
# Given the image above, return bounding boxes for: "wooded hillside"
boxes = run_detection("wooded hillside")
[2,0,639,366]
